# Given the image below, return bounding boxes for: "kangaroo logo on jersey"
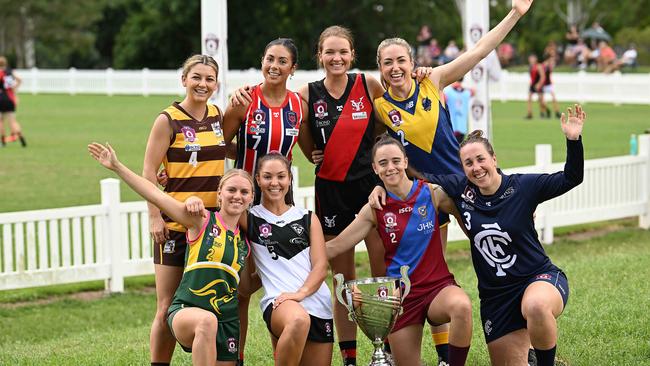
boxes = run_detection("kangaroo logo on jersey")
[190,279,236,314]
[388,109,403,127]
[181,126,197,143]
[314,100,328,119]
[323,215,337,228]
[383,212,398,232]
[474,223,516,277]
[422,97,432,111]
[286,111,298,127]
[259,223,272,238]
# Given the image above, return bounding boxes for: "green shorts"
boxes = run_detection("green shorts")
[167,304,240,361]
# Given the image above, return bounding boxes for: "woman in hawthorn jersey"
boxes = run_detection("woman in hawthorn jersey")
[326,135,473,366]
[142,54,227,366]
[90,142,253,365]
[370,104,586,366]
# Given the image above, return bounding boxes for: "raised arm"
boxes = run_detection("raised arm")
[143,114,173,244]
[326,203,376,259]
[433,0,534,90]
[89,143,203,232]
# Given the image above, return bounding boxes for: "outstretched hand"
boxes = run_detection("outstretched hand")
[513,0,534,16]
[88,142,120,171]
[560,104,586,141]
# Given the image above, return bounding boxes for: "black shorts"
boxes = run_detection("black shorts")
[0,96,15,113]
[153,230,187,267]
[480,270,569,343]
[315,173,378,235]
[263,304,334,343]
[529,85,542,94]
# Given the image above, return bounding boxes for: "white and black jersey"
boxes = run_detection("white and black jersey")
[248,205,332,319]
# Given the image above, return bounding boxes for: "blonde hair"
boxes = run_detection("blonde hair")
[216,169,254,209]
[317,26,355,67]
[181,54,219,78]
[376,38,413,89]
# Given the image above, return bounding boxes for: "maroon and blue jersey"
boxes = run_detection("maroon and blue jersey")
[308,73,375,181]
[374,179,454,298]
[236,84,303,176]
[428,138,583,299]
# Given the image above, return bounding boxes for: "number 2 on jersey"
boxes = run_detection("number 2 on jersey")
[397,130,409,146]
[389,232,397,244]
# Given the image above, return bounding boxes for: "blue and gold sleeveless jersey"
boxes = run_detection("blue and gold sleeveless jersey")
[374,78,462,176]
[170,211,249,321]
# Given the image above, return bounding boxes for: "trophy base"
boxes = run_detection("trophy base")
[368,348,394,366]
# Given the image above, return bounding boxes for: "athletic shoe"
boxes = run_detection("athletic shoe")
[528,348,537,366]
[555,111,562,119]
[524,114,533,120]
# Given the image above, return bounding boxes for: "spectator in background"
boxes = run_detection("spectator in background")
[0,56,26,147]
[440,40,460,64]
[444,80,472,143]
[416,25,434,67]
[596,41,617,73]
[574,39,592,69]
[610,44,638,72]
[563,25,580,66]
[428,38,442,65]
[543,41,558,63]
[497,42,515,67]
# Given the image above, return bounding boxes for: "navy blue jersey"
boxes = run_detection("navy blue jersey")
[425,138,583,299]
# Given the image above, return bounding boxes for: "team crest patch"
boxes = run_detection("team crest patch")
[351,97,365,112]
[377,285,389,298]
[290,223,305,236]
[323,215,336,228]
[462,186,476,203]
[383,212,397,231]
[227,337,238,353]
[388,109,403,127]
[313,100,328,119]
[286,111,298,127]
[210,224,221,238]
[417,205,427,218]
[259,223,272,238]
[163,240,176,254]
[181,126,197,143]
[422,97,432,111]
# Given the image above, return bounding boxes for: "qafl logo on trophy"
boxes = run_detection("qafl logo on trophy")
[473,223,516,277]
[205,33,219,56]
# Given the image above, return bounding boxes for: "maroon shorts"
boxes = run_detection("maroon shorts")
[392,279,458,333]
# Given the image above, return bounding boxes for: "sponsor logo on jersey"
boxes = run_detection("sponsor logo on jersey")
[383,212,398,232]
[286,111,298,127]
[405,101,415,110]
[398,206,412,214]
[290,223,305,236]
[388,109,403,127]
[227,337,238,353]
[461,202,474,211]
[259,223,272,238]
[461,186,476,203]
[210,121,225,139]
[499,186,515,200]
[316,119,330,127]
[184,144,201,152]
[260,238,279,260]
[474,223,516,277]
[536,273,552,280]
[163,240,176,254]
[352,111,367,120]
[417,220,435,233]
[181,126,197,143]
[323,215,337,228]
[422,97,432,111]
[273,111,280,118]
[336,105,343,112]
[289,237,309,247]
[314,100,328,119]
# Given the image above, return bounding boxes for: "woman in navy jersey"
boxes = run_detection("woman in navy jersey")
[326,135,473,366]
[370,104,586,366]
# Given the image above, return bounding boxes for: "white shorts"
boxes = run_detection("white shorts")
[542,85,554,94]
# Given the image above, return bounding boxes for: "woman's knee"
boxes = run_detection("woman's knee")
[522,296,553,320]
[194,313,219,338]
[448,294,472,321]
[284,311,311,335]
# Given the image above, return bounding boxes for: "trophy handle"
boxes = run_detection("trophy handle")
[333,273,352,313]
[399,265,411,301]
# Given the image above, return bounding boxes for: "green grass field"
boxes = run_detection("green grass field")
[0,94,649,212]
[1,94,649,365]
[1,221,649,365]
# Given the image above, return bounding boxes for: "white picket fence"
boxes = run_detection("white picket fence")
[1,136,649,293]
[15,68,650,105]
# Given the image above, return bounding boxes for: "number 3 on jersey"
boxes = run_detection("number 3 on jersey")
[463,212,471,230]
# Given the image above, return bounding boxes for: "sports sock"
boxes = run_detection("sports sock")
[339,340,357,366]
[534,345,556,366]
[1,135,6,146]
[150,363,170,366]
[432,331,449,364]
[448,344,470,366]
[19,135,26,147]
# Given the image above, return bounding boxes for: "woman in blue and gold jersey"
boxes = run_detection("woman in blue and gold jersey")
[89,142,254,365]
[143,54,228,365]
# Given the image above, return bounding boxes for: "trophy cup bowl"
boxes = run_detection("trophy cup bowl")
[334,265,411,366]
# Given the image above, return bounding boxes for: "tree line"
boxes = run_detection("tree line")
[1,0,648,70]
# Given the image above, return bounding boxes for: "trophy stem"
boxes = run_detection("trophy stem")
[368,338,393,366]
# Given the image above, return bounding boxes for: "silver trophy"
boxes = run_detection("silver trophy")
[334,265,411,366]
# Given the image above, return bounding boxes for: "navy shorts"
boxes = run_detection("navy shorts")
[263,303,334,343]
[480,270,569,343]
